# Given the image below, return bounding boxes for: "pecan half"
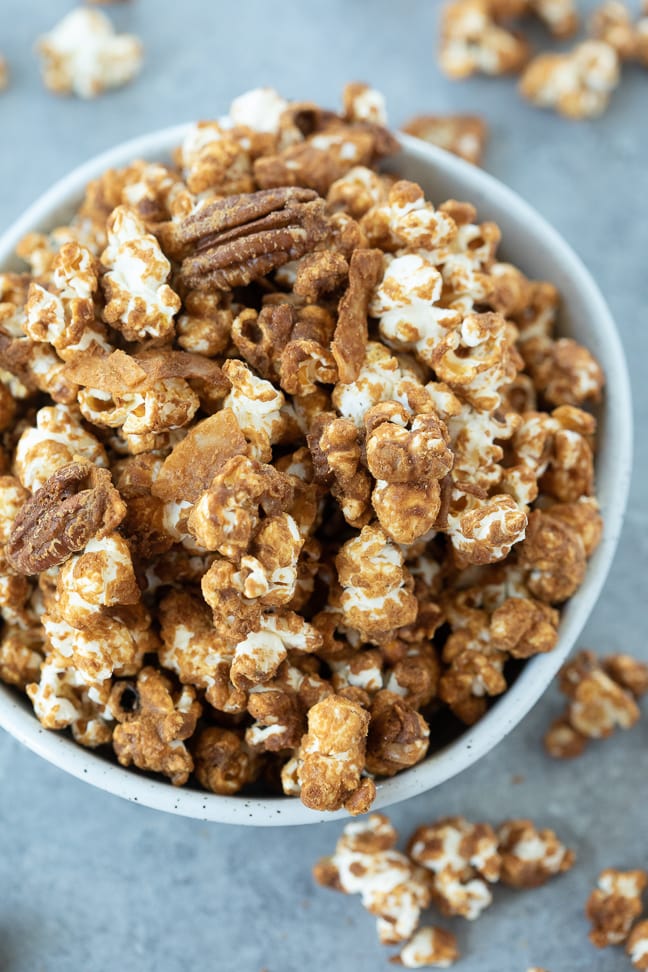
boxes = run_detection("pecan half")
[7,459,126,574]
[173,187,331,291]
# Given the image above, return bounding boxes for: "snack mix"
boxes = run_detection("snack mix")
[314,812,573,965]
[0,84,605,814]
[36,7,143,99]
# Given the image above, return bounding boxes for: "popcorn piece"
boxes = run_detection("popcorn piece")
[230,611,320,690]
[176,290,233,357]
[586,869,648,947]
[567,668,640,739]
[101,206,180,342]
[110,667,201,785]
[393,926,460,968]
[439,0,530,79]
[627,920,648,970]
[603,654,648,698]
[27,652,113,747]
[297,695,375,814]
[56,533,139,628]
[336,524,418,643]
[446,492,528,568]
[543,715,588,759]
[342,82,388,125]
[524,338,605,408]
[489,596,559,658]
[193,727,259,795]
[42,602,154,684]
[332,341,435,431]
[433,312,523,412]
[222,359,288,462]
[408,816,501,919]
[229,86,289,133]
[176,121,256,196]
[308,412,371,527]
[37,8,142,99]
[313,814,431,944]
[365,690,430,776]
[516,507,587,604]
[25,243,109,360]
[188,455,293,559]
[0,625,43,690]
[365,403,453,544]
[520,41,620,120]
[327,166,391,220]
[364,180,458,258]
[246,660,331,753]
[158,590,239,710]
[402,114,488,166]
[14,404,107,493]
[497,819,575,887]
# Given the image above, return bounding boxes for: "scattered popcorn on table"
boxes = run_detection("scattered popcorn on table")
[439,0,531,79]
[544,650,645,759]
[313,814,432,945]
[402,114,488,166]
[586,869,648,948]
[408,816,501,919]
[0,85,605,811]
[314,811,576,964]
[36,7,143,99]
[520,40,620,119]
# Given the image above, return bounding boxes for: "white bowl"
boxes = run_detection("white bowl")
[0,127,632,826]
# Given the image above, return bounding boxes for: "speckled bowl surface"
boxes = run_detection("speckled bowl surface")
[0,127,632,825]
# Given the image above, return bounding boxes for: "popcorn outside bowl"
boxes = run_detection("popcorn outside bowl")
[0,127,632,826]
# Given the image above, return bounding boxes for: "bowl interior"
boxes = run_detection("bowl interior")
[0,128,632,825]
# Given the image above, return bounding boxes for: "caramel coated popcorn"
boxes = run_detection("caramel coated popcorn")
[439,0,531,79]
[520,40,620,119]
[544,650,645,759]
[497,819,575,887]
[314,811,573,965]
[313,814,432,945]
[0,85,604,811]
[408,817,501,919]
[586,869,648,947]
[403,114,488,166]
[36,8,143,99]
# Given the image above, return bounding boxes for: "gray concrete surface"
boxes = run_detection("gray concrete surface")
[0,1,647,970]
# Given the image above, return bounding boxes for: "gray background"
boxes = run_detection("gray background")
[0,1,647,970]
